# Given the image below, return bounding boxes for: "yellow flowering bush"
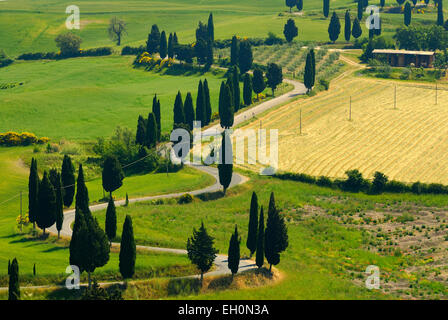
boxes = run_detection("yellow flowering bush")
[0,131,49,146]
[135,52,175,71]
[16,213,29,232]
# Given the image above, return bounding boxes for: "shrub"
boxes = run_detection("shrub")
[319,79,330,90]
[55,32,82,57]
[385,180,410,193]
[342,169,369,193]
[121,45,145,55]
[316,176,334,188]
[177,193,194,204]
[0,50,13,68]
[371,171,388,194]
[0,131,48,146]
[211,112,220,122]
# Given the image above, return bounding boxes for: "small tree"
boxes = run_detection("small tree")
[283,18,299,43]
[186,222,218,286]
[168,33,174,58]
[266,63,283,96]
[204,79,212,125]
[55,32,82,57]
[372,171,388,194]
[108,17,127,46]
[357,0,363,20]
[230,35,240,66]
[404,2,412,26]
[146,24,160,54]
[218,131,233,194]
[286,0,297,13]
[246,192,258,257]
[159,30,168,59]
[228,225,241,279]
[102,156,124,198]
[75,164,89,214]
[146,112,158,148]
[173,91,185,127]
[304,51,314,92]
[8,258,19,300]
[297,0,303,11]
[28,158,39,229]
[53,172,64,239]
[196,80,207,127]
[218,82,234,129]
[152,95,161,141]
[352,18,362,39]
[252,68,266,100]
[119,215,136,279]
[135,115,147,146]
[184,92,195,130]
[208,13,214,42]
[105,197,117,245]
[238,40,253,74]
[243,73,253,106]
[256,206,265,268]
[37,171,57,235]
[323,0,330,18]
[345,10,352,42]
[328,11,341,43]
[61,155,75,207]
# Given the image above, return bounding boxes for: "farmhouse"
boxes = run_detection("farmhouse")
[372,49,435,68]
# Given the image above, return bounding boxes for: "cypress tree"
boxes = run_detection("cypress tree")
[53,171,64,239]
[323,0,330,18]
[196,80,207,127]
[85,216,110,287]
[297,0,303,11]
[227,225,240,278]
[102,156,124,198]
[159,31,167,59]
[404,2,411,26]
[328,11,341,43]
[186,222,218,286]
[286,0,297,12]
[238,40,253,74]
[135,115,147,145]
[368,10,375,39]
[119,215,136,279]
[232,66,241,111]
[437,0,444,26]
[380,0,385,7]
[146,112,158,148]
[243,73,253,106]
[208,13,214,42]
[230,35,239,66]
[218,81,234,129]
[146,24,160,54]
[61,155,75,208]
[264,192,289,273]
[345,10,351,42]
[246,192,258,257]
[105,197,117,245]
[218,131,233,194]
[266,63,283,96]
[304,51,314,92]
[75,164,90,215]
[203,79,212,125]
[173,32,179,45]
[168,33,174,59]
[226,74,235,109]
[256,207,265,269]
[357,0,363,20]
[375,15,382,36]
[28,158,39,229]
[8,260,10,275]
[352,18,362,39]
[152,94,161,141]
[184,92,195,130]
[33,263,36,276]
[173,91,185,127]
[8,258,19,300]
[283,18,299,43]
[310,48,316,88]
[37,171,56,235]
[252,68,266,100]
[206,39,214,66]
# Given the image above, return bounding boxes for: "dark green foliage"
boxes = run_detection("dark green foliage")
[283,18,299,43]
[52,171,64,238]
[380,0,385,7]
[196,80,207,127]
[226,74,235,108]
[328,11,341,42]
[186,222,218,285]
[243,73,253,106]
[345,10,351,42]
[203,79,212,125]
[146,112,158,148]
[437,0,444,26]
[286,0,297,12]
[28,158,39,228]
[33,263,36,276]
[256,207,265,268]
[174,43,194,63]
[146,24,160,54]
[81,280,123,300]
[159,31,167,59]
[444,19,448,31]
[404,2,412,26]
[342,169,369,193]
[360,38,375,61]
[8,260,10,275]
[297,0,303,11]
[246,192,258,257]
[8,258,19,300]
[184,92,195,130]
[304,51,314,92]
[195,39,208,64]
[61,155,75,207]
[218,82,234,129]
[75,164,89,214]
[394,25,448,50]
[135,115,147,146]
[173,91,186,127]
[357,0,363,20]
[105,197,117,244]
[173,32,179,45]
[264,192,289,272]
[37,171,56,234]
[218,132,233,194]
[266,63,283,96]
[168,33,174,58]
[352,18,362,39]
[152,95,161,141]
[206,39,214,66]
[252,68,266,99]
[208,13,214,43]
[230,35,239,66]
[323,0,330,18]
[371,171,388,194]
[102,156,124,195]
[228,225,240,276]
[238,40,253,74]
[231,66,241,111]
[119,215,136,279]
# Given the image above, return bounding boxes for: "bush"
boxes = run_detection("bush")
[17,47,112,60]
[0,50,13,68]
[319,79,330,90]
[55,32,82,57]
[0,131,48,146]
[177,193,194,204]
[342,170,369,193]
[316,176,334,188]
[385,180,410,193]
[121,45,145,55]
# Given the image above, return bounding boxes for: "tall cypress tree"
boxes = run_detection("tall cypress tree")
[345,10,351,42]
[323,0,330,18]
[28,158,39,229]
[226,74,235,108]
[328,11,341,43]
[61,155,75,208]
[218,131,233,194]
[173,91,185,127]
[84,216,110,287]
[243,73,253,106]
[203,79,212,125]
[135,115,147,145]
[238,40,253,74]
[184,92,195,130]
[168,33,174,59]
[37,171,56,235]
[159,30,167,59]
[53,171,64,239]
[8,258,19,300]
[228,225,240,278]
[232,66,241,111]
[102,156,124,198]
[75,164,89,215]
[218,81,234,129]
[437,0,444,26]
[380,0,385,7]
[152,94,161,141]
[357,0,363,20]
[252,68,266,100]
[404,2,412,26]
[352,17,362,39]
[146,112,158,148]
[246,192,258,257]
[310,48,316,87]
[208,13,214,42]
[196,80,207,127]
[256,206,265,269]
[105,197,117,246]
[230,35,239,66]
[304,51,314,92]
[297,0,303,11]
[146,24,160,54]
[173,32,179,45]
[119,215,136,279]
[264,192,289,273]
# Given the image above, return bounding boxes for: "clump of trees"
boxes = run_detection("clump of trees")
[55,32,82,57]
[394,25,448,51]
[230,36,254,73]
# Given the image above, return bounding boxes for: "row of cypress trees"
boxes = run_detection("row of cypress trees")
[230,36,254,74]
[146,24,179,59]
[136,94,162,148]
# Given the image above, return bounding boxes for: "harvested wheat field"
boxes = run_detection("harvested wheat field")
[239,75,448,184]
